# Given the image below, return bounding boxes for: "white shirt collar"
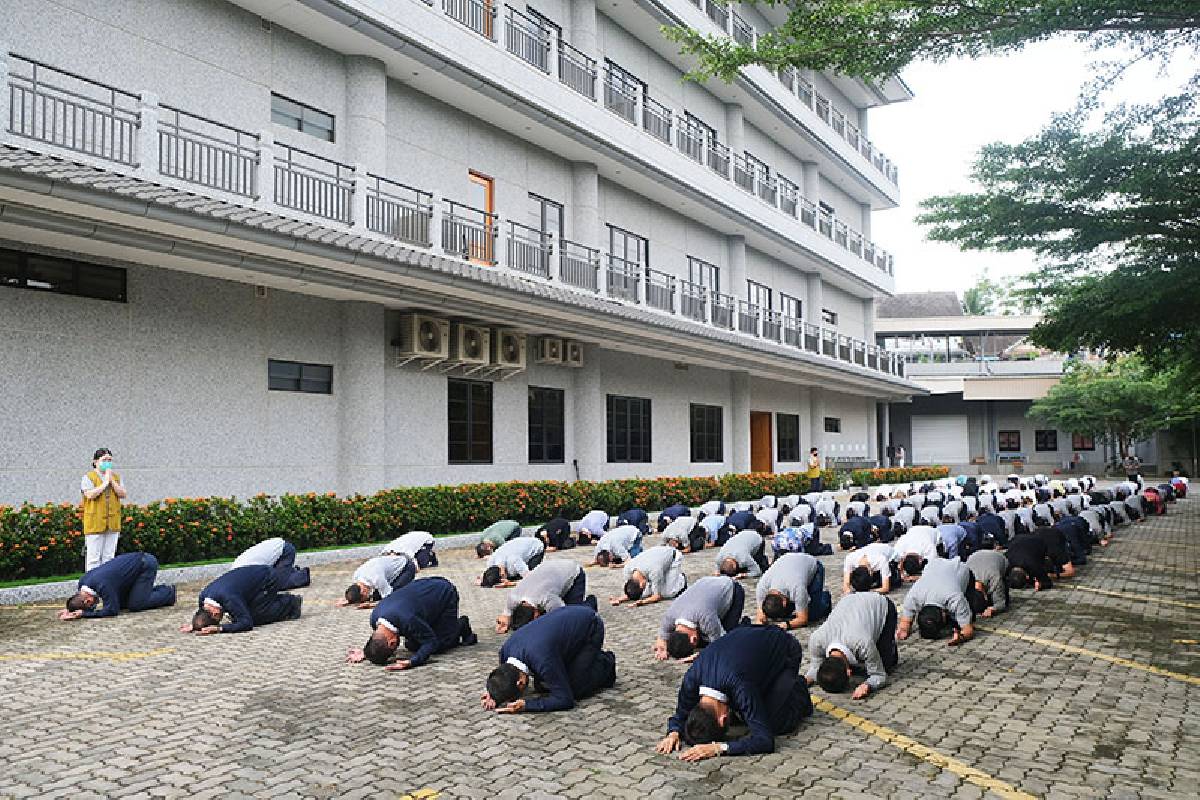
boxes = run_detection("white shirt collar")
[202,598,221,611]
[377,618,398,633]
[828,642,859,666]
[506,656,529,674]
[675,618,697,629]
[699,686,728,704]
[80,585,96,597]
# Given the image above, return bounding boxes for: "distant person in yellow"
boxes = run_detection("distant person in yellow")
[80,448,127,570]
[807,448,822,492]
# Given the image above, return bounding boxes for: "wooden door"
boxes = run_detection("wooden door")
[467,170,495,265]
[750,411,773,473]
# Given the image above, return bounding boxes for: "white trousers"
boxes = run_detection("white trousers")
[84,532,120,571]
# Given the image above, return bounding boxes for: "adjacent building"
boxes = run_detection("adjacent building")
[0,0,918,505]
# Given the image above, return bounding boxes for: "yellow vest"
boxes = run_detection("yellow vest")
[806,456,821,479]
[82,470,122,534]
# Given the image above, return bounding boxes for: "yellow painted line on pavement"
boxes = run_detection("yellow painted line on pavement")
[1174,639,1198,645]
[813,698,1036,800]
[398,790,439,800]
[979,627,1200,687]
[0,647,174,663]
[1091,558,1195,575]
[1071,585,1200,610]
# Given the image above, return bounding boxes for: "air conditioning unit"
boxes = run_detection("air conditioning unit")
[563,340,584,368]
[394,314,450,360]
[493,329,527,369]
[535,336,563,365]
[452,323,491,366]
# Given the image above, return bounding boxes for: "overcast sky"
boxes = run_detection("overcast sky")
[867,38,1181,297]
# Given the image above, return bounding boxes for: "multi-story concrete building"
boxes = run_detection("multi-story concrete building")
[0,0,917,505]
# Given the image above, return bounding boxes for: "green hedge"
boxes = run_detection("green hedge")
[848,466,951,487]
[0,470,838,581]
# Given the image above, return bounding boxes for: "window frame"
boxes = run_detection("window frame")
[448,378,494,465]
[0,247,127,303]
[270,93,335,142]
[823,417,841,434]
[821,308,838,326]
[779,293,802,321]
[530,193,564,239]
[689,403,724,463]
[528,386,566,464]
[776,413,801,462]
[688,256,720,293]
[998,430,1021,453]
[1035,430,1059,452]
[608,224,649,267]
[267,359,333,395]
[1071,433,1096,451]
[606,394,652,463]
[746,279,772,310]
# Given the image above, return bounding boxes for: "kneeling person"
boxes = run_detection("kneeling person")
[806,591,899,700]
[382,531,438,568]
[61,552,176,621]
[897,558,983,646]
[480,536,545,588]
[715,530,769,578]
[340,553,416,608]
[496,559,595,633]
[348,576,476,669]
[612,545,687,607]
[654,576,745,661]
[185,565,302,635]
[756,552,831,630]
[232,537,311,590]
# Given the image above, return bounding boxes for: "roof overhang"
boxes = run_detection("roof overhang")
[876,314,1042,336]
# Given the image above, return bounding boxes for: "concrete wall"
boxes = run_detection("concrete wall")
[597,179,726,281]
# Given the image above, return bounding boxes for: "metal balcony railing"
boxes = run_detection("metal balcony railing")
[756,172,778,206]
[559,239,600,291]
[778,179,798,218]
[839,334,853,362]
[606,254,642,302]
[711,292,736,329]
[7,54,139,165]
[803,322,821,353]
[781,316,802,348]
[797,75,814,108]
[707,140,730,177]
[366,175,433,247]
[645,267,676,312]
[679,279,707,323]
[443,0,495,40]
[506,220,552,278]
[834,220,849,249]
[705,0,729,30]
[731,12,755,47]
[737,301,761,336]
[603,73,638,124]
[558,41,597,99]
[817,208,834,238]
[822,328,838,357]
[273,144,353,223]
[733,154,755,192]
[778,67,796,93]
[761,309,783,342]
[442,200,497,265]
[505,6,551,73]
[853,340,867,366]
[158,105,258,197]
[799,197,817,229]
[676,120,706,163]
[642,97,672,145]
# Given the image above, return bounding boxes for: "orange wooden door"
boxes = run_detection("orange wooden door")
[468,170,495,265]
[750,411,773,473]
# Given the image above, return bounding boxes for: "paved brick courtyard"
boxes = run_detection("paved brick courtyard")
[1,499,1197,800]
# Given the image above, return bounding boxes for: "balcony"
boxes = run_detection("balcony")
[642,97,673,145]
[603,73,638,124]
[704,0,729,30]
[676,120,705,163]
[730,12,756,47]
[504,7,550,73]
[732,153,755,193]
[443,0,495,41]
[558,41,597,100]
[0,51,912,385]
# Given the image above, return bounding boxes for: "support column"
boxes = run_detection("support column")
[573,348,605,480]
[806,272,824,323]
[726,234,746,299]
[859,201,872,240]
[857,106,869,138]
[570,161,601,247]
[866,400,878,467]
[879,401,891,467]
[810,387,825,458]
[724,103,744,156]
[136,92,160,180]
[337,302,388,496]
[570,0,598,54]
[801,161,819,206]
[863,297,877,342]
[344,56,388,174]
[731,371,751,474]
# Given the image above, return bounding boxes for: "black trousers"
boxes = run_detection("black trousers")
[751,539,771,575]
[720,582,746,632]
[390,559,418,592]
[415,542,438,568]
[526,551,545,573]
[125,554,177,611]
[764,633,813,736]
[272,542,311,590]
[249,584,302,626]
[877,600,899,672]
[404,594,469,654]
[563,569,587,606]
[688,527,707,553]
[565,616,617,702]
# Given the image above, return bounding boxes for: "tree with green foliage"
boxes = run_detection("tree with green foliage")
[1028,357,1198,457]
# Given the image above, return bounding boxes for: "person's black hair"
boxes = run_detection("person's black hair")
[480,566,503,588]
[845,507,857,519]
[778,504,792,520]
[623,578,644,601]
[968,589,989,616]
[817,655,851,693]
[683,705,725,745]
[475,542,492,558]
[901,554,925,577]
[487,664,523,705]
[91,448,112,463]
[595,550,611,568]
[666,630,696,660]
[510,603,538,631]
[839,531,856,551]
[978,535,996,550]
[891,521,906,536]
[810,447,818,454]
[718,558,740,578]
[816,514,832,528]
[192,608,218,631]
[941,515,955,525]
[760,593,794,622]
[345,584,365,604]
[1006,566,1030,590]
[363,634,396,665]
[65,593,88,612]
[849,566,875,593]
[916,605,949,640]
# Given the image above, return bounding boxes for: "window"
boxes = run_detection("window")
[780,293,802,321]
[604,59,643,98]
[530,193,564,239]
[819,200,836,216]
[449,379,493,464]
[824,417,841,434]
[0,247,127,303]
[267,359,332,394]
[608,225,649,266]
[747,280,772,310]
[777,413,800,462]
[821,308,838,326]
[1035,430,1058,452]
[607,395,651,463]
[998,430,1021,452]
[690,404,723,463]
[528,387,565,464]
[270,94,335,142]
[688,257,719,293]
[1072,433,1096,451]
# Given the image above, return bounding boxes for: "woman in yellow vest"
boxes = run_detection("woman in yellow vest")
[81,448,127,570]
[806,447,822,492]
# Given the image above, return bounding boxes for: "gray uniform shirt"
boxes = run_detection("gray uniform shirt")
[965,550,1008,612]
[844,542,894,578]
[805,591,894,690]
[756,552,820,612]
[578,510,610,537]
[891,527,939,562]
[661,516,695,548]
[716,530,765,577]
[232,538,285,568]
[902,558,973,627]
[382,531,433,557]
[504,559,581,614]
[488,537,544,577]
[894,506,918,528]
[657,576,736,642]
[352,555,412,598]
[595,525,640,561]
[624,546,687,599]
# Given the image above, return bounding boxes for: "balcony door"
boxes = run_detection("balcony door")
[468,170,495,265]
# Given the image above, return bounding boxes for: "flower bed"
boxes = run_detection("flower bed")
[0,469,838,580]
[848,466,951,487]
